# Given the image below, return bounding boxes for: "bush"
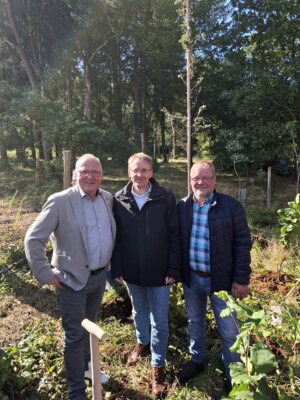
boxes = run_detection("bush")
[246,207,279,229]
[278,194,300,247]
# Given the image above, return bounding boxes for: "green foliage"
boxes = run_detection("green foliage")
[168,283,186,332]
[2,320,66,399]
[217,291,280,399]
[0,349,11,391]
[246,207,279,231]
[0,243,24,268]
[278,194,300,247]
[217,289,300,399]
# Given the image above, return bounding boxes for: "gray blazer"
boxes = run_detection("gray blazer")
[25,185,116,291]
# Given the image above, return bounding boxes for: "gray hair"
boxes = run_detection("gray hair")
[75,154,102,171]
[191,160,216,176]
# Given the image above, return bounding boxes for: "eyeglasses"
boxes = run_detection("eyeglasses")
[78,170,102,177]
[129,169,152,175]
[191,176,215,183]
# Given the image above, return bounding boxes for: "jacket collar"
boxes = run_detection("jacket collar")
[187,189,218,207]
[116,178,163,201]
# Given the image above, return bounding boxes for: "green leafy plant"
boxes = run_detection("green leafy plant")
[0,349,12,391]
[2,320,66,399]
[217,291,279,399]
[278,194,300,247]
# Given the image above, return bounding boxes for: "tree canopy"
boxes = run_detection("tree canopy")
[0,0,299,172]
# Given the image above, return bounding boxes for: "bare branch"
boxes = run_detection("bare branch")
[30,0,48,37]
[0,37,17,50]
[87,13,127,66]
[87,32,121,65]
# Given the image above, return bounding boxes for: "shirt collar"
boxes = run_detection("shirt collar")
[193,192,214,207]
[131,182,152,198]
[77,185,100,198]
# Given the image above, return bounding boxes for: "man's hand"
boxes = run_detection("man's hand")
[232,282,249,300]
[49,275,64,288]
[165,276,176,285]
[116,276,124,285]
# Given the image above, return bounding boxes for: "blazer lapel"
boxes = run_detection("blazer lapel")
[69,187,89,253]
[99,189,116,242]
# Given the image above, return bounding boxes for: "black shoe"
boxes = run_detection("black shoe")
[178,360,205,383]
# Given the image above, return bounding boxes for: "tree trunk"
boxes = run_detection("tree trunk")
[42,135,52,161]
[133,83,142,142]
[16,148,25,164]
[133,80,145,149]
[112,46,123,131]
[160,111,168,163]
[141,132,146,153]
[84,62,92,120]
[5,0,39,90]
[170,116,177,159]
[55,142,62,159]
[0,149,9,167]
[30,145,36,161]
[185,0,192,194]
[67,76,73,110]
[38,142,44,160]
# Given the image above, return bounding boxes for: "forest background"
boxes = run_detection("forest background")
[0,0,299,176]
[0,1,299,400]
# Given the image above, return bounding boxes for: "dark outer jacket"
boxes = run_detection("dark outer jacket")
[111,178,181,286]
[177,190,252,292]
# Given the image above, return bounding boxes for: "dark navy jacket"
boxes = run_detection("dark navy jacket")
[177,191,251,292]
[111,178,181,286]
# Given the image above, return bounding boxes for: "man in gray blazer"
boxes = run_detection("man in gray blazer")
[25,153,116,400]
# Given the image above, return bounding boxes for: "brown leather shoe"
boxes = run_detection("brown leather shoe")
[126,343,150,367]
[151,366,166,398]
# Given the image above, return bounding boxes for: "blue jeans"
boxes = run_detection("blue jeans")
[126,283,170,367]
[56,269,107,400]
[183,271,240,379]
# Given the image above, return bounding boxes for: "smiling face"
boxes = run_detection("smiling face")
[128,158,153,195]
[190,162,216,203]
[75,156,103,199]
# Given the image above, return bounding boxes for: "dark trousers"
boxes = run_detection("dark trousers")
[56,269,107,400]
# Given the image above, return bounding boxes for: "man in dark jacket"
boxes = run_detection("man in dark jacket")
[177,160,252,385]
[111,152,181,398]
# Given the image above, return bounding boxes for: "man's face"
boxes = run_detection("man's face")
[128,158,153,193]
[76,158,103,198]
[190,164,216,202]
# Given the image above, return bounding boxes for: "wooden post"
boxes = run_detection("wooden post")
[81,319,108,400]
[267,166,272,208]
[63,150,72,189]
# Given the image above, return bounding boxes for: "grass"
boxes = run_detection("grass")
[0,159,299,399]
